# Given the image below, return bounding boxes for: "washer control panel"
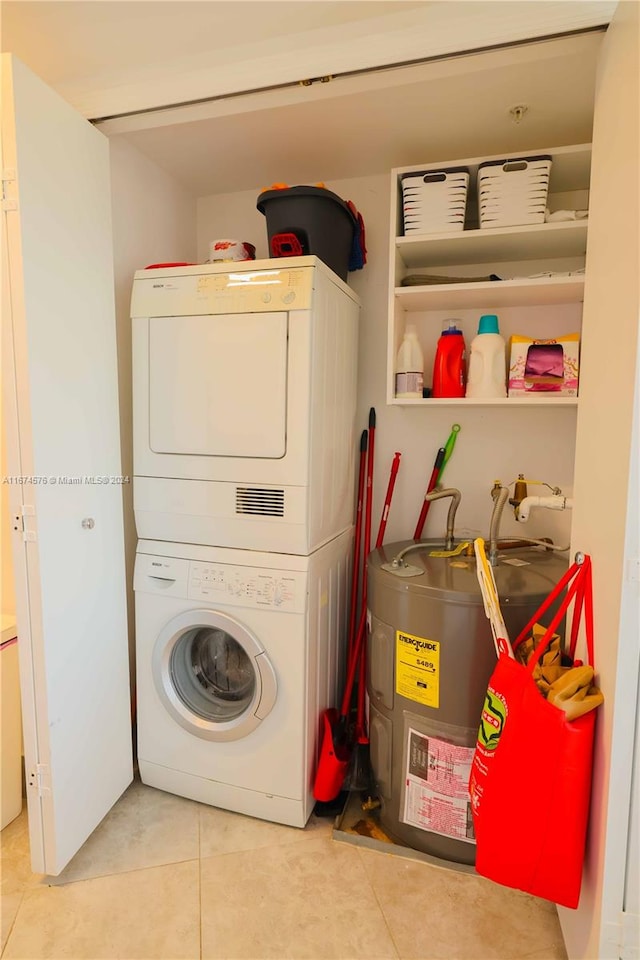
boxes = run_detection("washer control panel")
[187,562,306,613]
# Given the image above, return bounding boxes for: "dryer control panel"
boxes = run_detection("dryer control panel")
[131,266,314,317]
[188,562,306,613]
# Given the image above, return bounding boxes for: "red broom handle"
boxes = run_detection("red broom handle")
[356,615,368,739]
[414,447,446,540]
[356,408,375,739]
[340,607,367,720]
[375,452,401,549]
[362,408,375,574]
[347,430,368,665]
[356,449,402,737]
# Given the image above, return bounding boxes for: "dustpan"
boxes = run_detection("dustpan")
[313,613,365,801]
[313,709,351,802]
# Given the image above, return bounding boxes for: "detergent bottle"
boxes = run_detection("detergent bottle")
[432,320,466,398]
[395,325,424,399]
[465,314,507,398]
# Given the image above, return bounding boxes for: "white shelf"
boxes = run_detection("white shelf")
[396,221,588,269]
[387,143,590,407]
[396,144,592,195]
[394,275,585,311]
[389,396,579,407]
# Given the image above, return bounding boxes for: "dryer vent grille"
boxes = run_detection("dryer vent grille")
[235,487,285,517]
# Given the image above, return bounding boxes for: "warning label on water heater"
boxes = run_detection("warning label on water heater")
[402,728,475,843]
[395,630,440,708]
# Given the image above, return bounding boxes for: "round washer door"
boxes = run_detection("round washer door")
[152,609,277,742]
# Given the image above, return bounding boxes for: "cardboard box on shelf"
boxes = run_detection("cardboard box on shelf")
[508,333,580,396]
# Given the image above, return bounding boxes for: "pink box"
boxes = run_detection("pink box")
[508,334,580,396]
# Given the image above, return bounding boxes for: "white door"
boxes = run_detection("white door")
[1,55,132,875]
[561,3,640,958]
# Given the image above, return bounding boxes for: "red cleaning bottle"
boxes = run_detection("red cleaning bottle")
[432,320,466,397]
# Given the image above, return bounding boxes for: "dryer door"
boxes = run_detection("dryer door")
[152,609,277,741]
[149,312,288,459]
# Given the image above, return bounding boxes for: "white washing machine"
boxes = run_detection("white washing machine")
[131,256,360,555]
[134,531,350,827]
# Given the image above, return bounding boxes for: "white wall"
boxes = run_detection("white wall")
[109,136,197,697]
[198,176,578,551]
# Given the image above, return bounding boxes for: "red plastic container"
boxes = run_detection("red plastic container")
[432,321,466,397]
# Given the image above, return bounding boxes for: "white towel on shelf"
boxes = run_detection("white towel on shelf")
[545,209,589,222]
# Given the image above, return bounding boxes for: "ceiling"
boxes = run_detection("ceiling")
[1,3,608,197]
[0,2,427,92]
[110,31,604,196]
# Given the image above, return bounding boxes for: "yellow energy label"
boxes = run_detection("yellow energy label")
[395,631,440,708]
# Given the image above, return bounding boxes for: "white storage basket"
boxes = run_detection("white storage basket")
[478,155,552,228]
[401,168,469,234]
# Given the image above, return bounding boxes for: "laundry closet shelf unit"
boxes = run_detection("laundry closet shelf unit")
[391,396,578,407]
[387,143,591,406]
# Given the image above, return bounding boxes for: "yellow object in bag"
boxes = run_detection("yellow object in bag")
[516,624,563,692]
[516,623,604,718]
[547,666,604,721]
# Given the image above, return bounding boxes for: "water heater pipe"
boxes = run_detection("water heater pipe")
[422,487,461,550]
[489,485,510,564]
[516,495,574,522]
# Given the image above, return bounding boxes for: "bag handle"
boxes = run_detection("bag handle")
[525,568,584,672]
[513,555,594,671]
[571,555,594,666]
[513,559,582,651]
[554,554,593,665]
[568,559,587,659]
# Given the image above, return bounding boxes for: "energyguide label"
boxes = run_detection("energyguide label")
[395,630,440,708]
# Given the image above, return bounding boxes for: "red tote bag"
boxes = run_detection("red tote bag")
[469,555,598,909]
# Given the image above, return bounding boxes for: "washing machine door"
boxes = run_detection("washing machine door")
[152,609,277,741]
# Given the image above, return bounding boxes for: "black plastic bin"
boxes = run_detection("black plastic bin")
[256,186,356,281]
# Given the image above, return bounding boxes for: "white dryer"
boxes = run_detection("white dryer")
[134,530,350,827]
[131,256,360,554]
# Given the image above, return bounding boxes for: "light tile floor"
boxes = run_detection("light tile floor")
[1,777,568,960]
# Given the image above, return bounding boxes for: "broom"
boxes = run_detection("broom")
[345,409,375,791]
[312,429,367,803]
[350,432,403,792]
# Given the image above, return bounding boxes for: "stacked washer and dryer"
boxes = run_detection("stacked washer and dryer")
[131,256,360,827]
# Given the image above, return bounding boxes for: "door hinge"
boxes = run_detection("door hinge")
[28,764,51,798]
[2,168,17,211]
[13,504,36,542]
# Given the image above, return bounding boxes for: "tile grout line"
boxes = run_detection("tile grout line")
[353,846,402,960]
[46,853,199,888]
[1,884,27,958]
[1,810,30,958]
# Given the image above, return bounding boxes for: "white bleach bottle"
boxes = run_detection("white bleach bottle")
[395,324,424,398]
[465,314,507,398]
